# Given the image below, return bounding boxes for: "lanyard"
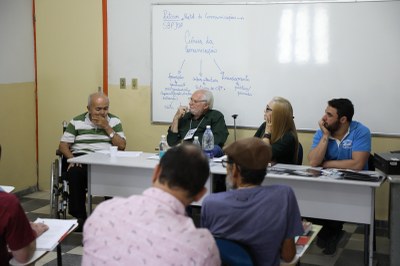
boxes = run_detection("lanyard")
[189,117,205,131]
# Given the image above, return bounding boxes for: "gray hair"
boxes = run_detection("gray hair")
[198,89,214,109]
[87,92,109,107]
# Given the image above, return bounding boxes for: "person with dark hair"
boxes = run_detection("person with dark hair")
[308,98,370,170]
[82,144,220,265]
[0,144,49,265]
[59,92,126,230]
[308,98,371,255]
[201,137,303,266]
[167,89,229,157]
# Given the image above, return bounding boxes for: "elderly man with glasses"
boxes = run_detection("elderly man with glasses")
[167,89,229,157]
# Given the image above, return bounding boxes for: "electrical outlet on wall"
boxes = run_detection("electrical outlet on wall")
[132,78,138,89]
[120,78,126,89]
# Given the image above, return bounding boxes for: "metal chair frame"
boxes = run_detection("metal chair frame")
[50,151,69,220]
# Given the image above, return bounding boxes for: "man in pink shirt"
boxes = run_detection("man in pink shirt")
[82,144,221,265]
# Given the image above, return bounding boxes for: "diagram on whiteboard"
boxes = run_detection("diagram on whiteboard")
[153,6,257,123]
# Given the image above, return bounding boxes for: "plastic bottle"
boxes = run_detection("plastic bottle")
[193,136,201,147]
[159,135,168,158]
[202,125,214,159]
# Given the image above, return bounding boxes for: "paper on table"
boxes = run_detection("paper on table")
[34,218,78,251]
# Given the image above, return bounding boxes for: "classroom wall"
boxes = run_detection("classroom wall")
[0,0,37,191]
[33,0,399,221]
[35,0,103,191]
[0,83,37,190]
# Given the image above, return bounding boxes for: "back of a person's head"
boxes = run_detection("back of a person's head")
[223,137,272,185]
[158,144,210,197]
[328,98,354,122]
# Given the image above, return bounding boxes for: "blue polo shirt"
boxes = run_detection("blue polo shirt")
[311,121,371,170]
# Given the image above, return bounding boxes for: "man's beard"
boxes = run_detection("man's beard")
[326,120,340,134]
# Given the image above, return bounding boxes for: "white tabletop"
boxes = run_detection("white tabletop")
[0,185,15,193]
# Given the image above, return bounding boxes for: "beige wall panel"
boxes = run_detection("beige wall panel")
[0,83,36,190]
[35,0,102,190]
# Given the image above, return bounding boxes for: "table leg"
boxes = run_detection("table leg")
[57,244,62,266]
[87,165,92,215]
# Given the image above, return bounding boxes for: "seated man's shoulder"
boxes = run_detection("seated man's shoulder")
[351,121,370,132]
[0,192,19,206]
[269,183,293,191]
[72,112,87,121]
[208,109,224,117]
[107,113,120,119]
[203,191,231,205]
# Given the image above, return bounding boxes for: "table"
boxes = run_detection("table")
[68,152,211,213]
[281,224,322,266]
[388,175,400,266]
[69,153,385,266]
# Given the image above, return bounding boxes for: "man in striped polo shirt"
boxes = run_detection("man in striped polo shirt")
[59,92,126,230]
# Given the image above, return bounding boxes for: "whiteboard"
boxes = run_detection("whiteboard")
[151,1,400,135]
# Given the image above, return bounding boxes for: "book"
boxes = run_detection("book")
[34,218,78,251]
[296,236,310,246]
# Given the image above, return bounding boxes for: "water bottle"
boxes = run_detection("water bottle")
[159,135,168,158]
[193,136,201,147]
[202,125,214,159]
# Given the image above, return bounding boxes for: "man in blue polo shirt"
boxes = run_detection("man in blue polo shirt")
[308,98,371,255]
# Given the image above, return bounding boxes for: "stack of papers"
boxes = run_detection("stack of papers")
[34,218,78,251]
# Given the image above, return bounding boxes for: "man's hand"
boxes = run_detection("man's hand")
[67,162,82,171]
[91,114,109,129]
[318,118,330,136]
[174,106,188,120]
[30,222,49,238]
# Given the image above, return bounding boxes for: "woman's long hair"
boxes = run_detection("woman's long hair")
[270,97,299,164]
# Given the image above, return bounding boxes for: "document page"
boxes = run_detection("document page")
[34,218,78,250]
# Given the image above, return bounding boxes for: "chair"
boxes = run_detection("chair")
[49,151,69,219]
[49,122,69,220]
[214,237,254,266]
[297,142,303,165]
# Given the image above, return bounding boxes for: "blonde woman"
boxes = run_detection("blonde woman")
[254,97,299,164]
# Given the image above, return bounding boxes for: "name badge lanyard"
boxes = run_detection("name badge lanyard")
[184,117,205,140]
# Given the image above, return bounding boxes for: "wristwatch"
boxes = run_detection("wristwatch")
[263,132,271,139]
[109,131,116,138]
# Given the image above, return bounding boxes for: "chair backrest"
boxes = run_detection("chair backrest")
[214,237,254,266]
[297,142,303,165]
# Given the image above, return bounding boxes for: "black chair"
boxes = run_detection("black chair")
[214,237,254,266]
[297,142,303,165]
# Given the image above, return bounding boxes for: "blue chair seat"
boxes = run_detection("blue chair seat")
[214,237,254,266]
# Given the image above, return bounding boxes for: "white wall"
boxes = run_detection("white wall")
[0,0,34,83]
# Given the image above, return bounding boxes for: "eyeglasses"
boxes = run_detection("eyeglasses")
[264,106,273,113]
[189,97,207,104]
[221,159,234,168]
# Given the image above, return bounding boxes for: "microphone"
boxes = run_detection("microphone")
[232,114,238,141]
